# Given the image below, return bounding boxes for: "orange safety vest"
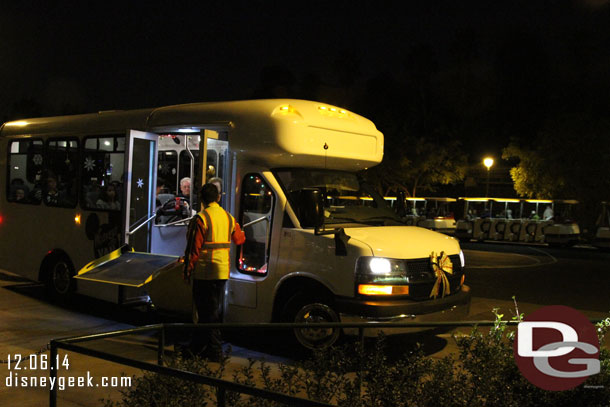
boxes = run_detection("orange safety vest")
[193,202,236,280]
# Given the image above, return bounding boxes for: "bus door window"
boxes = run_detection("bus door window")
[205,149,222,206]
[157,150,177,197]
[81,136,125,211]
[205,150,218,181]
[42,139,79,207]
[205,136,229,209]
[237,174,274,275]
[6,139,43,204]
[178,149,199,207]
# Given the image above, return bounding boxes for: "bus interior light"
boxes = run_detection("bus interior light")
[177,128,198,133]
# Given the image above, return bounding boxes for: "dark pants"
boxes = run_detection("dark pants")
[191,279,226,355]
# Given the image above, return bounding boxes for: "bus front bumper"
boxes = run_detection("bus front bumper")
[336,285,471,336]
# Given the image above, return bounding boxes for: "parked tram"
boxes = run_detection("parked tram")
[593,201,610,250]
[454,198,492,241]
[543,199,581,247]
[413,197,457,235]
[454,197,581,246]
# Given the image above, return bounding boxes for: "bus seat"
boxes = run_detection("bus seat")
[86,190,100,207]
[157,193,175,206]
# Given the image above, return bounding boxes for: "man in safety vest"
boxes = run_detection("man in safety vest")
[183,183,246,358]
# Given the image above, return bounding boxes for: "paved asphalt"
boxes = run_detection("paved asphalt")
[1,241,609,405]
[462,241,610,316]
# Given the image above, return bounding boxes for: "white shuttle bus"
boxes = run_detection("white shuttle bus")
[0,100,470,348]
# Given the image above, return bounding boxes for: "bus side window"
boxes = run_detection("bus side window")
[6,139,43,205]
[237,174,274,275]
[43,139,79,208]
[81,136,125,211]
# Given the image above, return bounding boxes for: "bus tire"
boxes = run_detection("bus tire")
[43,254,76,300]
[283,292,341,350]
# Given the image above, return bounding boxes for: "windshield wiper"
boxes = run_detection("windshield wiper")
[361,215,405,224]
[326,216,366,224]
[327,215,402,226]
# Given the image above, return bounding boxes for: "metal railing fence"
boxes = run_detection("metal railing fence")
[49,320,521,407]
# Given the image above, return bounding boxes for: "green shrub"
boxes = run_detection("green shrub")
[103,311,610,407]
[102,350,230,407]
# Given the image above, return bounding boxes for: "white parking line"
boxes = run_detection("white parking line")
[527,246,558,264]
[466,247,557,269]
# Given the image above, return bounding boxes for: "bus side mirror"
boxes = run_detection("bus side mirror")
[295,188,324,228]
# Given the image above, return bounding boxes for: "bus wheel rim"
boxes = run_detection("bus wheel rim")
[294,303,340,349]
[52,262,71,294]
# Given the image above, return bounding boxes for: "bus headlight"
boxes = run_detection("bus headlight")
[369,257,392,274]
[356,257,408,296]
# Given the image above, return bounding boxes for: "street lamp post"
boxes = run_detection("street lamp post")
[483,157,494,197]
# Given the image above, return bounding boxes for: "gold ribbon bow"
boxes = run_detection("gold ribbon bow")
[429,251,453,299]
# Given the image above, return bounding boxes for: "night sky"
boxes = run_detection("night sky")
[2,0,610,159]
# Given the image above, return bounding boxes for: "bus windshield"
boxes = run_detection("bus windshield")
[275,169,403,227]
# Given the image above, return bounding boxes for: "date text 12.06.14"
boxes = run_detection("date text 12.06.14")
[6,354,69,371]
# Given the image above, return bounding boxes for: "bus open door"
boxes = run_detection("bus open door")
[74,129,176,304]
[74,129,220,312]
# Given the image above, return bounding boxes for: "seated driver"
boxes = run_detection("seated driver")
[179,177,199,213]
[178,177,191,199]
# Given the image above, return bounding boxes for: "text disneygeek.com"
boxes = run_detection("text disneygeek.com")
[5,371,132,391]
[3,353,131,391]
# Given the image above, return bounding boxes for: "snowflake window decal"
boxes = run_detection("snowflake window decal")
[32,154,43,166]
[84,157,96,172]
[159,162,170,175]
[137,178,144,188]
